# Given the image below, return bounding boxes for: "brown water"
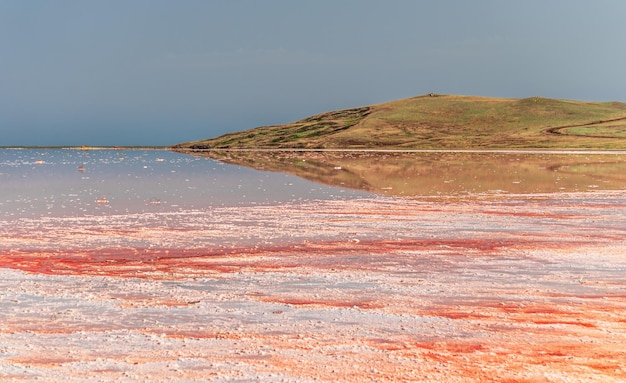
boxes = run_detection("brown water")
[187,149,626,197]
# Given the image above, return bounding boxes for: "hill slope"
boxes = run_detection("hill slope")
[173,94,626,150]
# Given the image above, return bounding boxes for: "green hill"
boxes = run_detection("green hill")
[173,94,626,150]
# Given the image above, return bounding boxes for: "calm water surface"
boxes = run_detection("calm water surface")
[0,149,371,219]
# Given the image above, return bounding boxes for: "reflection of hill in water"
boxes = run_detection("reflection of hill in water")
[183,151,626,197]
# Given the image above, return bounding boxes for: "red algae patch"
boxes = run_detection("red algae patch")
[1,193,626,382]
[0,237,556,279]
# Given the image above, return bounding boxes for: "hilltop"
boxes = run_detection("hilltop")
[173,94,626,150]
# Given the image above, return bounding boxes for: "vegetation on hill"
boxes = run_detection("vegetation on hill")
[173,94,626,150]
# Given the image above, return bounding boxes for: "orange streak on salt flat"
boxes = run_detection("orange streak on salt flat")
[1,194,626,382]
[0,238,561,278]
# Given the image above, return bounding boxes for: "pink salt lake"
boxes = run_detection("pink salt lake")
[1,149,625,382]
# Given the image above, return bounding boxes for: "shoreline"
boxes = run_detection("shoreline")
[173,147,626,155]
[0,146,168,150]
[3,146,626,154]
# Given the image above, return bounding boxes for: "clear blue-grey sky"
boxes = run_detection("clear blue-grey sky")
[2,0,626,146]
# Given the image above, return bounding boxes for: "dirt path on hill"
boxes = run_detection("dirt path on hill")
[543,115,626,138]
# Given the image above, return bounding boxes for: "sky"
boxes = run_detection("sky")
[2,0,626,147]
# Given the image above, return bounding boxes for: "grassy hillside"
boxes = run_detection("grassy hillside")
[173,94,626,150]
